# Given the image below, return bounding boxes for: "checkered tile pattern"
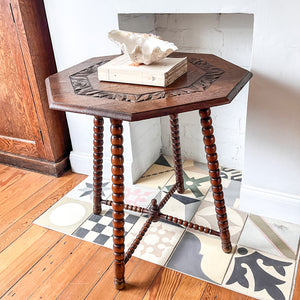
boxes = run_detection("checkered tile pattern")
[72,209,139,247]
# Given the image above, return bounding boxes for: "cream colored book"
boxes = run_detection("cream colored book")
[98,55,187,87]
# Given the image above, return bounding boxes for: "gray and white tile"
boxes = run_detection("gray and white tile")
[125,216,185,266]
[72,207,140,249]
[163,170,211,200]
[191,200,247,244]
[159,191,202,222]
[34,196,93,234]
[167,230,235,284]
[64,176,111,203]
[239,214,300,260]
[224,246,295,300]
[204,178,241,209]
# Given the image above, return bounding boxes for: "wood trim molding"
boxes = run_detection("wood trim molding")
[0,151,70,177]
[240,184,300,225]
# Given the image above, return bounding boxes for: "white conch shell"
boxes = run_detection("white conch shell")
[108,29,178,65]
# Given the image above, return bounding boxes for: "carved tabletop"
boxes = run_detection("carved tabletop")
[46,52,252,121]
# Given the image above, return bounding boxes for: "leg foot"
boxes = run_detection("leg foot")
[93,116,104,215]
[114,279,125,290]
[199,108,232,253]
[170,114,184,194]
[110,118,125,289]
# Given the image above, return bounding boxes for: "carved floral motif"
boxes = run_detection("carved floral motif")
[69,57,224,103]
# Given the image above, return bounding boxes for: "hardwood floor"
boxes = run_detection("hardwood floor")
[0,164,298,299]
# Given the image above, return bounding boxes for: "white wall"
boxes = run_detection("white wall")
[114,0,300,224]
[43,0,162,183]
[155,14,253,169]
[44,0,300,224]
[240,1,300,224]
[118,13,253,170]
[118,13,162,182]
[43,0,120,180]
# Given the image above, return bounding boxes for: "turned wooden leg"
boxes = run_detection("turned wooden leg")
[110,118,125,290]
[93,116,104,215]
[199,108,232,253]
[170,114,184,194]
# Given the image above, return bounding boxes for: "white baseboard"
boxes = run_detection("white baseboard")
[240,184,300,225]
[69,151,135,184]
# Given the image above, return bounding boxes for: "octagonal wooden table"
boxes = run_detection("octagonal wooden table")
[46,52,252,290]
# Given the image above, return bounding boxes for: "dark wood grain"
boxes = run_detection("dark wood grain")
[46,53,252,121]
[101,198,148,215]
[0,0,44,157]
[160,212,220,236]
[199,108,232,253]
[170,114,184,193]
[0,0,70,174]
[110,119,125,290]
[0,150,70,177]
[93,116,104,214]
[69,56,224,102]
[11,0,71,162]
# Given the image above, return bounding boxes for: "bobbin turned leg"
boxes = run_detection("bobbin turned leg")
[199,108,232,253]
[110,119,125,290]
[93,116,104,215]
[170,114,185,194]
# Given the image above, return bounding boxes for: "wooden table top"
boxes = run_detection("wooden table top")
[46,52,252,121]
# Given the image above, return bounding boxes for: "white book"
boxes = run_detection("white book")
[98,55,187,87]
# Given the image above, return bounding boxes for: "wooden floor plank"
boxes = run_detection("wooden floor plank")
[0,172,53,218]
[3,235,81,299]
[0,171,85,235]
[114,260,162,300]
[86,256,141,299]
[0,167,27,192]
[29,241,99,299]
[0,172,86,252]
[0,227,63,297]
[0,164,10,174]
[200,283,257,300]
[57,247,113,299]
[172,274,207,299]
[143,268,183,300]
[0,225,48,272]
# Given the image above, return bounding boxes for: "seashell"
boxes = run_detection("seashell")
[108,29,178,65]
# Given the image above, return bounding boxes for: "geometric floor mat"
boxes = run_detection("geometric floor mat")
[34,155,300,300]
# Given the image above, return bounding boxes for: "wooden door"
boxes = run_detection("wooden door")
[0,0,45,158]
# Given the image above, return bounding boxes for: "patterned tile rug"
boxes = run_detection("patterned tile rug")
[34,155,300,300]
